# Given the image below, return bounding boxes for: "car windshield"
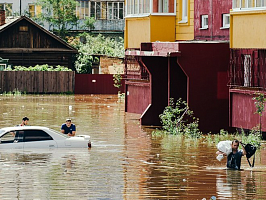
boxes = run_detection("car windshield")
[0,129,6,136]
[49,129,69,138]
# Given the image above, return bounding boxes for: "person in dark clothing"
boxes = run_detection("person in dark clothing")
[217,139,247,170]
[61,119,76,136]
[19,116,29,126]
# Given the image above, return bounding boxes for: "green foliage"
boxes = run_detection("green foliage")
[74,33,125,74]
[5,64,71,71]
[35,0,78,40]
[203,128,262,148]
[1,88,24,96]
[83,17,96,30]
[240,128,262,148]
[113,74,122,89]
[158,98,201,138]
[253,93,266,116]
[252,92,266,135]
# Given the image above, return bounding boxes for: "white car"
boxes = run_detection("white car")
[0,126,91,149]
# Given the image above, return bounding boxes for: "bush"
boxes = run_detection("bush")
[158,98,201,138]
[5,64,71,71]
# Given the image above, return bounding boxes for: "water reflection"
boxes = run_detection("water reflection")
[0,95,266,199]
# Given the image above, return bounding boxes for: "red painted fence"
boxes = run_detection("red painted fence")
[75,74,125,94]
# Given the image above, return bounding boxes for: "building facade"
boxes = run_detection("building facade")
[0,0,124,37]
[229,0,266,133]
[124,0,232,133]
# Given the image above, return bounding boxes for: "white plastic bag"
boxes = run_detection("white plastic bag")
[216,140,232,161]
[216,154,224,161]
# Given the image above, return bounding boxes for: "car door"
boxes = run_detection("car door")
[23,130,58,148]
[0,131,24,149]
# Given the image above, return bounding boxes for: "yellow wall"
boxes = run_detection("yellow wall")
[150,16,176,42]
[125,17,151,49]
[175,0,194,41]
[125,16,176,49]
[230,9,266,48]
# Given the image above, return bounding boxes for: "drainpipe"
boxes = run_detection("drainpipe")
[210,0,213,40]
[168,55,170,106]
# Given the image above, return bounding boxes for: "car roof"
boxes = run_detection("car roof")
[0,126,50,131]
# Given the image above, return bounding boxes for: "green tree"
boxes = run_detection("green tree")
[74,33,124,73]
[35,0,78,40]
[253,92,266,136]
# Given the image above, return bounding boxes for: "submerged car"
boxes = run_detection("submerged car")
[0,126,91,149]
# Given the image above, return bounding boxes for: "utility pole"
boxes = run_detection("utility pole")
[20,0,21,16]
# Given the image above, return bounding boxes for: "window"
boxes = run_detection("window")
[107,2,124,19]
[19,26,29,32]
[24,130,53,142]
[181,0,188,22]
[201,15,208,29]
[0,132,15,143]
[126,0,174,16]
[244,55,251,87]
[0,3,12,17]
[222,14,230,29]
[233,0,266,9]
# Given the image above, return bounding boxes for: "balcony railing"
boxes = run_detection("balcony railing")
[233,0,266,9]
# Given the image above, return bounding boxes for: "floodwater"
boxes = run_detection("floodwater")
[0,95,266,200]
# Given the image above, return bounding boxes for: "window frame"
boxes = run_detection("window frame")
[200,14,208,30]
[125,0,175,17]
[221,13,230,29]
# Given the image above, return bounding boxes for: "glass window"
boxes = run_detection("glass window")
[244,55,251,87]
[85,1,89,17]
[0,132,15,143]
[108,2,113,19]
[222,14,230,28]
[119,3,124,19]
[0,4,13,17]
[182,0,188,22]
[80,1,85,19]
[114,3,118,19]
[101,2,107,19]
[201,15,208,29]
[90,2,95,18]
[29,4,35,17]
[96,2,101,19]
[24,130,53,142]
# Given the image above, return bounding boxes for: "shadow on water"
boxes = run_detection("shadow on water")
[0,95,266,199]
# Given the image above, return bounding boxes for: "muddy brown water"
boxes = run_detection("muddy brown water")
[0,94,266,200]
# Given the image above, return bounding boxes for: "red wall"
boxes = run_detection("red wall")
[230,89,266,132]
[177,42,231,132]
[125,82,151,114]
[75,74,125,94]
[194,0,231,41]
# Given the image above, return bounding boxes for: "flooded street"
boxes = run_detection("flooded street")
[0,94,266,199]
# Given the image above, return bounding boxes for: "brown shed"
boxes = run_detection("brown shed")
[0,15,77,70]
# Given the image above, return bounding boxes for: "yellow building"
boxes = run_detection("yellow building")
[124,0,194,49]
[230,0,266,49]
[229,0,266,132]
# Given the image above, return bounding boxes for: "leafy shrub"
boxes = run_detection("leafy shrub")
[159,98,201,138]
[5,64,71,71]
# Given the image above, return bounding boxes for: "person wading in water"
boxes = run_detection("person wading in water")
[217,139,247,170]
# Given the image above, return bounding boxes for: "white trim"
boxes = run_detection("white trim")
[222,13,230,28]
[201,14,208,29]
[182,0,188,22]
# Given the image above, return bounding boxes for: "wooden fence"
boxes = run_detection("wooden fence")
[0,71,75,93]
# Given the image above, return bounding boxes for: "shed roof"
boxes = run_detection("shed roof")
[0,16,77,52]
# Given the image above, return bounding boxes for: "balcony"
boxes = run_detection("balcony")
[230,0,266,48]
